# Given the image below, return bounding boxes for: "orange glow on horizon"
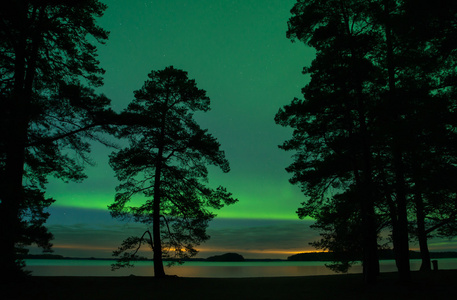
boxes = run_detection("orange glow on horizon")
[49,244,328,258]
[196,247,327,256]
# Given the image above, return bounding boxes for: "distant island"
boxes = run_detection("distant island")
[287,250,457,261]
[206,253,245,262]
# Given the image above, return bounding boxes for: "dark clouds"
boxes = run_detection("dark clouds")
[30,207,457,258]
[30,207,318,259]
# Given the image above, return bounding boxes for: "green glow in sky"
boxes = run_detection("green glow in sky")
[48,180,308,221]
[46,0,315,224]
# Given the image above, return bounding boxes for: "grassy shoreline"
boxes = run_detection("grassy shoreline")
[3,270,457,300]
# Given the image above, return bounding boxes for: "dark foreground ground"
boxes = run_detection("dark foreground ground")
[2,270,457,300]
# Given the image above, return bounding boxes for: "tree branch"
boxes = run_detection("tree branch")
[26,123,99,147]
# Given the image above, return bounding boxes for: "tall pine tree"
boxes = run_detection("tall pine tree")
[109,67,237,278]
[0,0,111,278]
[278,0,457,283]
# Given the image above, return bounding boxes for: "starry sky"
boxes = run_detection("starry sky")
[32,0,457,259]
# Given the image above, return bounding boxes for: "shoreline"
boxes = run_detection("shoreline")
[23,258,457,278]
[4,270,457,300]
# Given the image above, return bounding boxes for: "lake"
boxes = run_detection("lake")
[25,258,457,277]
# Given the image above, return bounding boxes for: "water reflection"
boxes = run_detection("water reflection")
[24,259,457,277]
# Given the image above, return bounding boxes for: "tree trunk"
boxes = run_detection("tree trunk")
[0,136,27,278]
[152,189,165,278]
[361,197,380,284]
[394,191,411,282]
[415,193,431,271]
[346,15,379,282]
[150,92,170,278]
[359,116,379,284]
[0,81,30,278]
[410,152,431,272]
[0,4,35,277]
[383,0,411,283]
[152,141,166,278]
[358,93,380,284]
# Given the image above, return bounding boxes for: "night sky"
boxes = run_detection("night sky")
[32,0,457,259]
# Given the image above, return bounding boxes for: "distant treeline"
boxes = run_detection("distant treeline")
[24,250,457,261]
[19,254,65,260]
[288,250,457,262]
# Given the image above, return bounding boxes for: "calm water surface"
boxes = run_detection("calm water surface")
[25,258,457,277]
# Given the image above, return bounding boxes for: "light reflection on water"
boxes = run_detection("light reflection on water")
[24,259,457,277]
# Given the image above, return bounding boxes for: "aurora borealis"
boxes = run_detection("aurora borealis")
[31,0,457,259]
[47,0,313,221]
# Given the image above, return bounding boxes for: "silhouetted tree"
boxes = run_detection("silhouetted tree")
[373,0,457,276]
[280,0,457,284]
[278,0,383,284]
[15,187,56,272]
[109,66,237,278]
[303,190,365,273]
[0,0,111,277]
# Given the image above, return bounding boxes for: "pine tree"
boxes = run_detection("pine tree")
[279,0,457,283]
[109,66,237,278]
[0,0,111,277]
